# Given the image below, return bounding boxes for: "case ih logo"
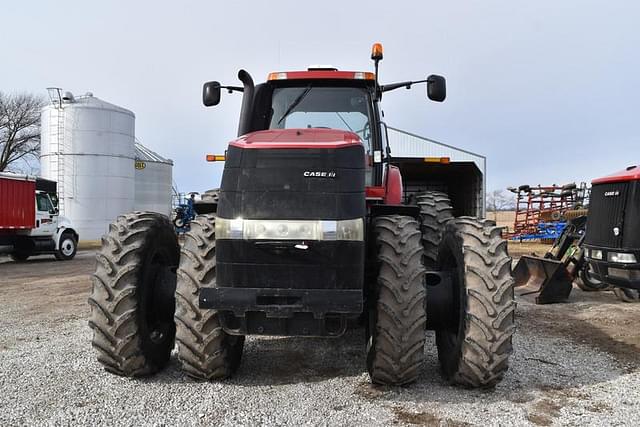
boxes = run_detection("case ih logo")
[604,191,620,197]
[303,171,336,178]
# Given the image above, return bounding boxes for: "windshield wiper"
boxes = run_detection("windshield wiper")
[277,86,312,125]
[335,112,355,132]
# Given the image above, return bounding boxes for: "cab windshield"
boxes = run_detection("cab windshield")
[268,86,372,150]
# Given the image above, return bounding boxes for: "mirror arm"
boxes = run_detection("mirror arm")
[219,85,244,93]
[381,79,430,93]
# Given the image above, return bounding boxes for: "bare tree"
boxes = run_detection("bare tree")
[487,189,514,221]
[0,92,44,172]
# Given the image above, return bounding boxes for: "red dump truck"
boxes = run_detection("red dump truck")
[0,172,79,261]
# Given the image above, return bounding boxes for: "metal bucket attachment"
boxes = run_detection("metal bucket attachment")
[513,255,573,304]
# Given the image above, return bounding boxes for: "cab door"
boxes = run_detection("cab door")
[31,193,57,237]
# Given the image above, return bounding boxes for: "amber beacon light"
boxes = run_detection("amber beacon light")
[371,43,383,61]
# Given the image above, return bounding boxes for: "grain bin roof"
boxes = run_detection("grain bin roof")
[135,142,173,165]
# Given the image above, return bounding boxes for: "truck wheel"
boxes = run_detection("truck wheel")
[10,251,30,262]
[55,231,77,261]
[416,191,453,268]
[435,217,515,388]
[88,212,180,376]
[366,215,426,386]
[175,214,244,380]
[613,287,640,303]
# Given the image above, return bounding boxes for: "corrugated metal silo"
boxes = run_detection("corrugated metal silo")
[134,142,173,216]
[41,90,136,240]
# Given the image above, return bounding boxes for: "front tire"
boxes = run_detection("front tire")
[435,217,515,388]
[613,287,640,303]
[175,214,244,380]
[55,231,77,261]
[366,215,426,386]
[88,212,180,376]
[575,267,609,292]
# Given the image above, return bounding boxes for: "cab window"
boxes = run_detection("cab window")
[36,194,53,212]
[268,86,374,184]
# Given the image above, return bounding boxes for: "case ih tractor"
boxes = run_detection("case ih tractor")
[514,165,640,303]
[89,44,514,387]
[583,165,640,302]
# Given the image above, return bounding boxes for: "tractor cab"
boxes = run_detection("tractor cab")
[203,45,447,194]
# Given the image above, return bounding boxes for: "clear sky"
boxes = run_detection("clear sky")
[2,1,639,194]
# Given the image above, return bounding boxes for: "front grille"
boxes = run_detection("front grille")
[585,182,628,248]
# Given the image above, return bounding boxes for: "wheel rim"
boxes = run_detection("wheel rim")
[61,238,75,256]
[140,244,177,351]
[435,236,465,370]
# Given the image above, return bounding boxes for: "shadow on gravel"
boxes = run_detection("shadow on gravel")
[143,328,367,386]
[363,296,639,409]
[233,330,366,386]
[139,290,639,411]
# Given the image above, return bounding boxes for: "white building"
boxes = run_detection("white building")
[40,90,173,240]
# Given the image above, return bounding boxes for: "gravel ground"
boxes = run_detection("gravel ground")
[1,251,639,426]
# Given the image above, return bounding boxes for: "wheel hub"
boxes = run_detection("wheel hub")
[61,239,74,256]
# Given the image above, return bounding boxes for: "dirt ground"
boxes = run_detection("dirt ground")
[1,250,639,425]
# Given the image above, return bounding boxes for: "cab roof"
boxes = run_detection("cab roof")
[267,69,375,82]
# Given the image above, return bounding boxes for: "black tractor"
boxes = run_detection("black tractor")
[89,44,515,387]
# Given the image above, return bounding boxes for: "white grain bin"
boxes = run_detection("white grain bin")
[134,142,173,215]
[41,90,136,240]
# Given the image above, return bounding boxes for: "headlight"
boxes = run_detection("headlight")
[608,252,637,264]
[215,217,363,241]
[590,249,603,260]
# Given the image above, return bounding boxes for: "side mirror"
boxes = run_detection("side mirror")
[203,81,221,106]
[427,74,446,102]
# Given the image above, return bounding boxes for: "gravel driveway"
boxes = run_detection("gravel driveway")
[1,251,639,426]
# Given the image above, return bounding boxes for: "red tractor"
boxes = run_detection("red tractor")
[89,44,514,387]
[514,165,640,304]
[583,165,640,302]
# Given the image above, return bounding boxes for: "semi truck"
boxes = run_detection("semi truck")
[0,172,79,261]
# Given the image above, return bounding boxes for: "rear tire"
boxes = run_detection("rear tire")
[435,217,515,388]
[10,251,30,262]
[175,214,245,380]
[416,191,453,268]
[613,287,640,303]
[366,215,426,386]
[88,212,180,376]
[193,189,219,215]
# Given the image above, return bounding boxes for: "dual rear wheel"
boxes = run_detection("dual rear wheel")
[89,204,515,388]
[366,209,515,388]
[88,212,242,379]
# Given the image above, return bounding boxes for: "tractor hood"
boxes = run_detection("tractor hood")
[230,128,362,150]
[218,128,366,221]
